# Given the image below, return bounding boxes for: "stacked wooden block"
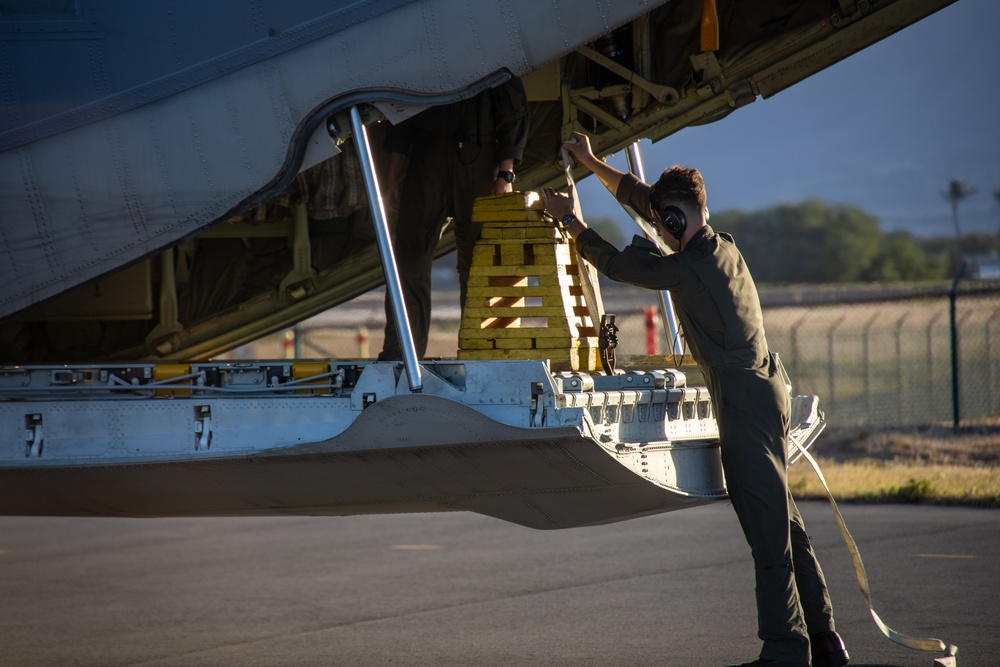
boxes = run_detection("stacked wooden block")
[457,192,599,371]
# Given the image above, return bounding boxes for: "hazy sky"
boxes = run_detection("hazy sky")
[575,0,1000,239]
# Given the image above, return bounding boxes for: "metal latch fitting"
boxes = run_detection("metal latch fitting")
[24,413,43,457]
[599,313,619,375]
[529,382,547,427]
[194,406,212,450]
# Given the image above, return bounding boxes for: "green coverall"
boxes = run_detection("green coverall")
[575,174,836,664]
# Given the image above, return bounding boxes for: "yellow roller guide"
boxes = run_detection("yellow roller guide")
[152,364,191,396]
[292,362,329,394]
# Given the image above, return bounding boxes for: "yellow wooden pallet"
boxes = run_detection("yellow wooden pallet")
[458,192,600,371]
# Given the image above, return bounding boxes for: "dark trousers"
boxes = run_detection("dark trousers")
[707,354,835,663]
[379,141,497,360]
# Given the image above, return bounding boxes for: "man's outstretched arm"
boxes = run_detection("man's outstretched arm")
[562,131,629,196]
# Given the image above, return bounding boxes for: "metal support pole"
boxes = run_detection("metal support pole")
[949,262,967,431]
[625,141,683,355]
[349,106,422,392]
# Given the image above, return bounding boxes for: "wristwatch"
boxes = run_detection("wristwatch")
[496,170,515,184]
[560,214,578,228]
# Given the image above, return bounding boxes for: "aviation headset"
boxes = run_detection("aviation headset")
[653,201,687,240]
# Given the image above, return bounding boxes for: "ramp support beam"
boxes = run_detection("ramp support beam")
[624,142,684,355]
[349,105,422,393]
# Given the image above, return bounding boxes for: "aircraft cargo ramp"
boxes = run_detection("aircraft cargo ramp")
[0,360,824,529]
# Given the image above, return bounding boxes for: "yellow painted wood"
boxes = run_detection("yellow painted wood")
[458,346,598,371]
[472,191,544,211]
[460,326,578,341]
[459,332,599,348]
[465,284,583,298]
[470,243,564,267]
[471,218,555,228]
[466,265,577,279]
[466,274,580,288]
[461,193,599,371]
[458,341,598,352]
[462,298,587,315]
[473,236,563,247]
[480,226,560,240]
[472,191,535,206]
[463,305,584,319]
[472,209,548,222]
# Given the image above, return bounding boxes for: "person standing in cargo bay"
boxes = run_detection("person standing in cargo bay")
[541,132,850,667]
[377,77,529,360]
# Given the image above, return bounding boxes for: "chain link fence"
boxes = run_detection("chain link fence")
[614,280,1000,431]
[762,284,1000,430]
[228,279,1000,431]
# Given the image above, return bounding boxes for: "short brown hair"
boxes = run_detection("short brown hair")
[651,166,707,211]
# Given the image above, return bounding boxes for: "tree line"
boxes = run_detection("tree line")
[705,199,1000,283]
[581,199,997,284]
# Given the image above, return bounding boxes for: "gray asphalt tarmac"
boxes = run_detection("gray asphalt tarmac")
[1,501,996,667]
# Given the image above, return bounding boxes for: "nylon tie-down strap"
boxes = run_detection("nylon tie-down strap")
[791,439,959,667]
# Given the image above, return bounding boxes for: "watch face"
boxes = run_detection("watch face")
[498,171,514,183]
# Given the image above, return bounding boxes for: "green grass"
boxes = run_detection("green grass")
[788,426,1000,507]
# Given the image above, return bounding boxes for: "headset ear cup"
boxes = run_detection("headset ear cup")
[662,206,687,239]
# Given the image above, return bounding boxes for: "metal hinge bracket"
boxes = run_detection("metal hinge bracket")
[832,0,871,28]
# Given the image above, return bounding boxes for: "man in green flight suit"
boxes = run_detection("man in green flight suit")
[541,132,850,667]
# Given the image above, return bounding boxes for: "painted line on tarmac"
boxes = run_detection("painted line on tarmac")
[913,553,976,559]
[391,544,443,550]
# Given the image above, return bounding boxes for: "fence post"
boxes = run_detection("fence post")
[862,313,878,423]
[894,312,909,423]
[988,307,1000,419]
[927,311,943,419]
[827,315,846,416]
[789,312,808,384]
[357,326,370,359]
[949,262,967,432]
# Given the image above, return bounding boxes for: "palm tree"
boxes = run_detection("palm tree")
[942,179,976,254]
[994,187,1000,233]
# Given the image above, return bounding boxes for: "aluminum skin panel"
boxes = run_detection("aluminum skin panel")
[0,0,663,318]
